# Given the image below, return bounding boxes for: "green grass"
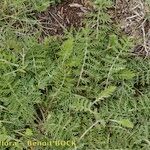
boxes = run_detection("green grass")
[0,0,150,150]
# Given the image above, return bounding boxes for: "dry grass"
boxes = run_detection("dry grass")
[115,0,150,57]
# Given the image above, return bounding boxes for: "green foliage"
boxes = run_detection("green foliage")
[118,119,134,128]
[0,0,150,150]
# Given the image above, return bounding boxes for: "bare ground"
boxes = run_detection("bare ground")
[35,0,93,38]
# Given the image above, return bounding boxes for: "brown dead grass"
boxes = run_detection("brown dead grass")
[114,0,150,57]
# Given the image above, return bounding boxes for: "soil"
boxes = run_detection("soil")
[35,0,92,38]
